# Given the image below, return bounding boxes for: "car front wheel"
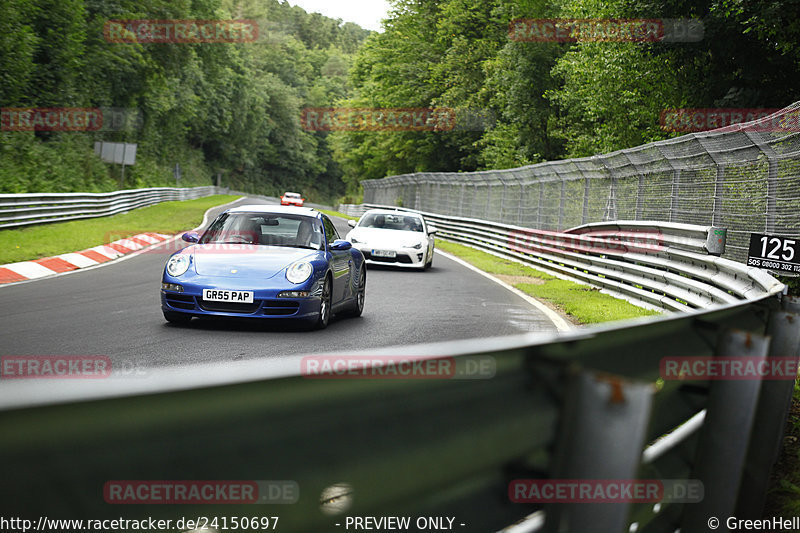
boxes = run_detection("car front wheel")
[341,268,366,317]
[311,276,332,330]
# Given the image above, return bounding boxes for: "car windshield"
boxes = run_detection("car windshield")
[284,193,301,198]
[200,212,324,249]
[359,213,424,232]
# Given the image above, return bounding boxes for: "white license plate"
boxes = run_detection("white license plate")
[202,289,254,303]
[372,249,397,258]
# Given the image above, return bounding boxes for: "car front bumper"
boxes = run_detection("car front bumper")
[161,277,322,319]
[354,245,427,268]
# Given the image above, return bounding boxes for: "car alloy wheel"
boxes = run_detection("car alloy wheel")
[355,269,366,313]
[317,276,331,329]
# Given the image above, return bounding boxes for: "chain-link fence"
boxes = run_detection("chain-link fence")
[362,102,800,262]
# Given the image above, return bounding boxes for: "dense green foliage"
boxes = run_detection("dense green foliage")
[0,0,370,202]
[332,0,800,194]
[3,0,799,202]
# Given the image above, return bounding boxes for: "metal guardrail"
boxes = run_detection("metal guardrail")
[0,186,220,229]
[341,203,784,311]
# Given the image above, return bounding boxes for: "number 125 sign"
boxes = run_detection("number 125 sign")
[748,233,800,275]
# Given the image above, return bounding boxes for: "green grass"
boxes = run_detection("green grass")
[437,240,554,279]
[437,240,660,325]
[0,195,241,264]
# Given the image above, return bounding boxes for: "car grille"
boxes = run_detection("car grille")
[198,300,261,314]
[262,300,301,316]
[164,293,195,310]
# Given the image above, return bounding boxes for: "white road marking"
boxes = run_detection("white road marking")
[435,249,574,332]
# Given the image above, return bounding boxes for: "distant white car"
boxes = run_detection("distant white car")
[346,209,437,270]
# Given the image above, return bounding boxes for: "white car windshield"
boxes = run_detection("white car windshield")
[359,213,424,232]
[200,213,324,249]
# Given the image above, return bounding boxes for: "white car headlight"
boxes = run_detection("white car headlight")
[404,241,423,249]
[286,261,313,284]
[166,254,190,277]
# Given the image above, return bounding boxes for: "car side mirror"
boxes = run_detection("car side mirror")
[428,225,438,235]
[347,219,357,228]
[182,232,200,243]
[330,239,352,251]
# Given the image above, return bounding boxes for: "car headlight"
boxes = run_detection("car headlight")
[404,241,423,249]
[286,261,313,284]
[350,236,361,244]
[166,254,190,277]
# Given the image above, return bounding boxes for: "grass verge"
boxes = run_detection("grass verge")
[436,239,659,325]
[0,194,240,264]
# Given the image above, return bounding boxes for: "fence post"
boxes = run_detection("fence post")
[537,180,544,230]
[694,135,726,226]
[582,177,590,225]
[654,144,682,224]
[743,131,779,234]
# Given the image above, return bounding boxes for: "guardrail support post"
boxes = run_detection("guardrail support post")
[736,297,800,518]
[681,329,770,530]
[543,370,653,533]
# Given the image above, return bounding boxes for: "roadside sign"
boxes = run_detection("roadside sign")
[748,233,800,276]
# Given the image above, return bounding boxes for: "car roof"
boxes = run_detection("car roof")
[225,204,319,217]
[361,208,423,218]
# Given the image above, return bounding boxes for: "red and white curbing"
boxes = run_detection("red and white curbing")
[0,232,172,285]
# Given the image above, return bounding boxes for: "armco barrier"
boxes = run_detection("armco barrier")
[341,203,783,311]
[0,186,220,229]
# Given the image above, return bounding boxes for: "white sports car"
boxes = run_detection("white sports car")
[346,209,437,270]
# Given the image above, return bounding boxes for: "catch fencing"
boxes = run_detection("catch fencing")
[361,102,800,263]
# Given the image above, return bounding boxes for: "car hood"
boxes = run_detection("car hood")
[349,228,425,246]
[189,245,318,278]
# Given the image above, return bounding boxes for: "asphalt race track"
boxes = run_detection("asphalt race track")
[0,197,559,373]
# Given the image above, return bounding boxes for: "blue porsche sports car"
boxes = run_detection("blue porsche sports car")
[161,205,366,329]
